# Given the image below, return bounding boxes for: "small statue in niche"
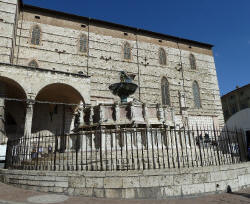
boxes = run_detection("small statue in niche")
[74,109,80,129]
[74,102,84,129]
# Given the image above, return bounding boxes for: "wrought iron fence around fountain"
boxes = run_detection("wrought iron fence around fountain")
[5,126,248,171]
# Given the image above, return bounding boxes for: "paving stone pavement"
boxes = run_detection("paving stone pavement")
[0,182,250,204]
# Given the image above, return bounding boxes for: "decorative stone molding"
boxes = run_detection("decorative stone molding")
[78,102,175,129]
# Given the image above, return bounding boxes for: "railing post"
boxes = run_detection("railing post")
[5,139,13,169]
[174,126,180,168]
[36,133,41,170]
[225,126,234,164]
[54,134,57,171]
[213,123,221,166]
[164,125,170,168]
[196,125,203,167]
[76,134,78,171]
[235,128,246,162]
[100,128,103,171]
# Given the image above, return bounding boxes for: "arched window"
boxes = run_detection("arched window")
[124,42,131,60]
[189,53,196,70]
[161,77,170,105]
[28,60,38,68]
[193,81,201,108]
[159,48,166,65]
[79,34,88,53]
[31,25,41,45]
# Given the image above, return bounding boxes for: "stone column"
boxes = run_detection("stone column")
[0,83,6,144]
[24,99,35,136]
[0,97,6,144]
[79,101,84,126]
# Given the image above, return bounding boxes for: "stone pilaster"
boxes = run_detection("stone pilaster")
[143,103,148,125]
[157,104,164,123]
[130,102,135,122]
[115,103,120,123]
[99,104,104,124]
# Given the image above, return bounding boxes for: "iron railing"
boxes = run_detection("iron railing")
[5,126,248,171]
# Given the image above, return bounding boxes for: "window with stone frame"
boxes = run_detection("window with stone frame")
[79,34,88,53]
[189,53,196,70]
[192,81,201,108]
[31,25,41,45]
[161,77,170,105]
[124,42,131,60]
[28,60,39,68]
[159,48,166,65]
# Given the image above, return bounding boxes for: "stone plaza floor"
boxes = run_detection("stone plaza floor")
[0,182,249,204]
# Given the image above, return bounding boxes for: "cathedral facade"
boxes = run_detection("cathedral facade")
[0,0,223,142]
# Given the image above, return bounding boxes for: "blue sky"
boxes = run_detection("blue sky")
[23,0,250,96]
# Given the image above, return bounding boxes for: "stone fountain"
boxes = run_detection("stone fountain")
[109,71,138,103]
[74,71,174,131]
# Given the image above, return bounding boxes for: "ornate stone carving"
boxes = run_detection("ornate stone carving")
[89,106,94,125]
[74,101,84,129]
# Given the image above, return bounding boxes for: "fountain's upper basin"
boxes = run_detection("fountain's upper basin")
[109,82,138,99]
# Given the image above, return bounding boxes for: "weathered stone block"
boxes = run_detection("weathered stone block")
[192,173,210,184]
[159,175,174,186]
[173,174,192,185]
[54,187,64,193]
[104,177,123,188]
[182,183,205,195]
[105,189,122,198]
[161,185,182,197]
[56,181,68,188]
[139,176,159,187]
[135,187,162,199]
[93,188,105,198]
[123,177,140,188]
[85,177,103,188]
[68,176,85,188]
[122,188,135,199]
[67,187,75,196]
[78,187,93,197]
[204,182,216,193]
[55,176,68,182]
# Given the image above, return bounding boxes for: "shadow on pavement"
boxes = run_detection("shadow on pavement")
[229,192,250,199]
